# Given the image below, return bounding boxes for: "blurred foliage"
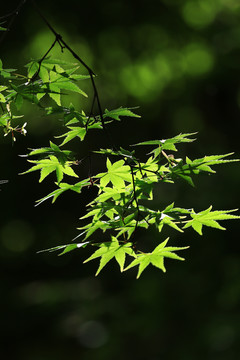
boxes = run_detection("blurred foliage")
[0,0,240,359]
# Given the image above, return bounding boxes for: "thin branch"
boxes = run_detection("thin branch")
[0,0,27,44]
[29,37,59,82]
[85,94,96,130]
[56,37,106,129]
[31,1,93,71]
[30,0,106,131]
[130,165,140,240]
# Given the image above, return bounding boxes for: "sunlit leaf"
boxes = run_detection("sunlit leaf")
[183,206,240,235]
[96,158,132,189]
[37,241,89,255]
[84,237,136,275]
[20,155,78,184]
[133,133,197,151]
[124,238,189,278]
[104,107,140,121]
[36,179,90,205]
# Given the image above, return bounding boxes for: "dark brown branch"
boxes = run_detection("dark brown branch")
[130,165,140,240]
[0,0,27,44]
[29,37,58,82]
[85,94,96,130]
[59,39,106,130]
[30,0,106,130]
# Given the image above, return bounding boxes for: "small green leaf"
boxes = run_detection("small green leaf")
[158,214,183,233]
[48,84,61,106]
[39,66,49,82]
[37,242,89,255]
[104,107,140,121]
[124,238,189,278]
[0,93,6,103]
[15,94,23,110]
[183,207,240,235]
[52,79,87,97]
[27,61,39,79]
[56,126,87,146]
[36,179,90,205]
[0,86,8,92]
[84,237,136,275]
[20,155,78,184]
[133,133,197,151]
[96,158,132,189]
[26,142,75,165]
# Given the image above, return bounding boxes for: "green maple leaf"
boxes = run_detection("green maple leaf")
[56,126,87,145]
[25,59,88,106]
[26,141,75,165]
[133,133,197,152]
[104,107,140,121]
[96,158,132,189]
[157,213,183,233]
[56,122,102,146]
[185,153,239,172]
[20,155,78,183]
[170,153,240,186]
[183,206,240,235]
[83,237,136,275]
[124,238,189,278]
[47,65,88,96]
[78,218,112,240]
[92,186,127,203]
[37,241,89,255]
[36,178,90,205]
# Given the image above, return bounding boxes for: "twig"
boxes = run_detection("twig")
[30,0,106,131]
[0,0,27,44]
[29,37,59,82]
[130,165,140,240]
[85,94,96,130]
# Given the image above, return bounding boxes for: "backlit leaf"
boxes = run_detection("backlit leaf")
[84,237,136,275]
[104,107,140,121]
[20,155,78,184]
[183,206,240,235]
[124,238,189,278]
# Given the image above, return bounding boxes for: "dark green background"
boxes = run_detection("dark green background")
[1,1,240,359]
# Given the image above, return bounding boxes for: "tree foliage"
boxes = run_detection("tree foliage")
[0,6,239,278]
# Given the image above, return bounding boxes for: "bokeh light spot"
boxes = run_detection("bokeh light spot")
[182,0,219,29]
[0,219,34,253]
[182,43,214,76]
[77,320,108,348]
